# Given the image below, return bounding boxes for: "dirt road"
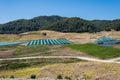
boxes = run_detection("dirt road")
[0,56,120,64]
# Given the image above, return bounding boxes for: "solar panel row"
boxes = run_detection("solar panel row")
[94,37,117,44]
[0,42,25,46]
[26,39,72,46]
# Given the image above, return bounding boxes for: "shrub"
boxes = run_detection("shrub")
[65,76,72,80]
[30,74,36,79]
[9,63,29,69]
[57,74,63,79]
[10,75,14,78]
[42,32,47,36]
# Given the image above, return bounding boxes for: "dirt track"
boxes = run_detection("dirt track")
[0,56,120,64]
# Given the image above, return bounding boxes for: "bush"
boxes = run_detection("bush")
[42,32,47,36]
[10,75,14,78]
[30,74,36,79]
[65,76,72,80]
[9,63,29,69]
[57,74,63,79]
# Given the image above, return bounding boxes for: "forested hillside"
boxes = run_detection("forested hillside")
[92,19,120,31]
[45,17,97,33]
[0,15,120,34]
[0,16,65,34]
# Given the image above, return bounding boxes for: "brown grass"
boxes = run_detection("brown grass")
[0,34,20,42]
[1,30,120,44]
[39,62,120,80]
[0,30,92,43]
[0,50,14,58]
[0,61,120,80]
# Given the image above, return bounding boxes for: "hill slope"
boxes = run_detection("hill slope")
[0,16,65,34]
[0,15,120,34]
[45,17,97,33]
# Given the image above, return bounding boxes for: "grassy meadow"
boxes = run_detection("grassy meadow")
[67,43,120,59]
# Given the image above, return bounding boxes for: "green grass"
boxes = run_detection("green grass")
[67,43,120,59]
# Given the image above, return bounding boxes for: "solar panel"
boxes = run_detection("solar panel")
[0,42,25,46]
[26,39,72,46]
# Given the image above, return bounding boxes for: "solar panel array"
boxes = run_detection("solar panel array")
[0,42,25,46]
[26,39,72,46]
[94,37,117,44]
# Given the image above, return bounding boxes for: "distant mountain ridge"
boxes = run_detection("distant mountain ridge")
[0,15,120,34]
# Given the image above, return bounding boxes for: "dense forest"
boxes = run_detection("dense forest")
[0,15,120,34]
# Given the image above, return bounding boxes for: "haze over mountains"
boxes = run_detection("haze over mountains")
[0,15,120,34]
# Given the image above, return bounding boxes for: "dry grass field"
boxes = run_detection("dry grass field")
[0,30,120,44]
[39,62,120,80]
[19,30,92,43]
[0,34,20,42]
[0,61,120,80]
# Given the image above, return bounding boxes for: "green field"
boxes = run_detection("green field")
[67,43,120,59]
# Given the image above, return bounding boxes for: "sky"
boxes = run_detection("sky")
[0,0,120,23]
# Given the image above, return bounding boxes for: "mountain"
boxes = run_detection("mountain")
[0,15,120,34]
[0,16,65,34]
[45,17,97,33]
[91,19,120,31]
[91,20,111,27]
[109,19,120,31]
[30,16,66,29]
[91,20,111,31]
[0,19,37,34]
